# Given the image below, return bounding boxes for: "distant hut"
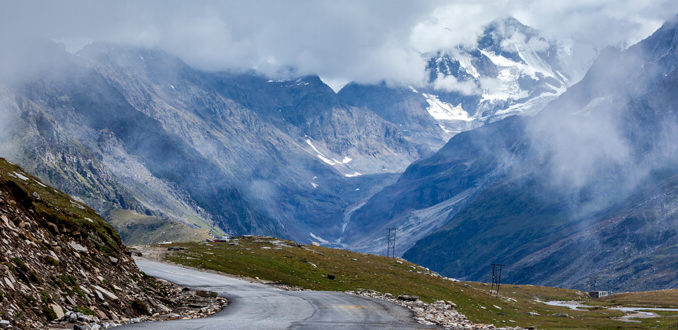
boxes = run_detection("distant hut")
[587,291,609,298]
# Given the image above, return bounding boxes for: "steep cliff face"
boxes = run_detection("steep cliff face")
[0,158,223,328]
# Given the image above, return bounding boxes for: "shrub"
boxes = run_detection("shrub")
[43,307,57,321]
[72,306,95,316]
[40,291,52,304]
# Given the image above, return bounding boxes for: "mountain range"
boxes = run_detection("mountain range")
[0,17,573,247]
[5,14,678,292]
[349,15,678,291]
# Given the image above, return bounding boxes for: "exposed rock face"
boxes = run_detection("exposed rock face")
[0,158,224,328]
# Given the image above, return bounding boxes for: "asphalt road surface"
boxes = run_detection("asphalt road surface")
[120,259,435,329]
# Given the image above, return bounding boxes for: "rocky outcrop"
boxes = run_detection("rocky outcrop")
[0,158,225,329]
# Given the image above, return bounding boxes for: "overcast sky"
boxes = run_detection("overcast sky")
[1,0,677,90]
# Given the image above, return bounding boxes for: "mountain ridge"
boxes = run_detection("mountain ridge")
[386,15,678,291]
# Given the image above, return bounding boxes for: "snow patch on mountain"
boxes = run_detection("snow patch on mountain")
[422,93,472,122]
[305,138,364,176]
[411,17,575,135]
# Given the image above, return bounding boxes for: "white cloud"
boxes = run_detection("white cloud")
[0,0,676,85]
[526,37,550,53]
[432,74,479,95]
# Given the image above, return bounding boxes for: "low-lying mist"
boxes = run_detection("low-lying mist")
[513,27,678,221]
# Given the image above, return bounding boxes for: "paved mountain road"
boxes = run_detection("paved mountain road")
[121,259,435,329]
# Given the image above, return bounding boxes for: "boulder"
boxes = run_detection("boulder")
[69,241,88,253]
[93,285,119,300]
[49,303,65,319]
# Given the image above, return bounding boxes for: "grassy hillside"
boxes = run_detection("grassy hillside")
[0,158,123,253]
[108,209,214,244]
[156,236,678,329]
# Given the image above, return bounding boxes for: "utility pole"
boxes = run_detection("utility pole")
[386,227,397,258]
[490,263,504,296]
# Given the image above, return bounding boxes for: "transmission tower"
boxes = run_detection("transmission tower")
[386,227,397,258]
[490,263,504,296]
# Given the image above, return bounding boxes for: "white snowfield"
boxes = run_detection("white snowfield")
[421,93,473,122]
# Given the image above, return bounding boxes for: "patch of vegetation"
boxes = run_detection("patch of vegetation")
[59,274,86,299]
[162,237,678,329]
[72,306,95,316]
[59,275,77,287]
[13,259,41,284]
[0,158,122,255]
[598,289,678,307]
[12,257,26,268]
[108,209,214,245]
[51,276,63,289]
[43,307,57,322]
[44,255,59,266]
[39,291,52,304]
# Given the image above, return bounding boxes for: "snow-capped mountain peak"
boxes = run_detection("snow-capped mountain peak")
[416,17,572,136]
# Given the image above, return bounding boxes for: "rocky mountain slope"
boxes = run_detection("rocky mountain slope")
[348,15,678,291]
[0,158,224,328]
[0,17,581,248]
[0,41,413,245]
[339,17,575,149]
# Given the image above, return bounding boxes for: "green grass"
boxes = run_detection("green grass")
[156,236,678,328]
[0,158,122,255]
[107,209,213,244]
[598,290,678,308]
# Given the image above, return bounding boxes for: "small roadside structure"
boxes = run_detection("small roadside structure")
[215,235,231,243]
[588,291,610,298]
